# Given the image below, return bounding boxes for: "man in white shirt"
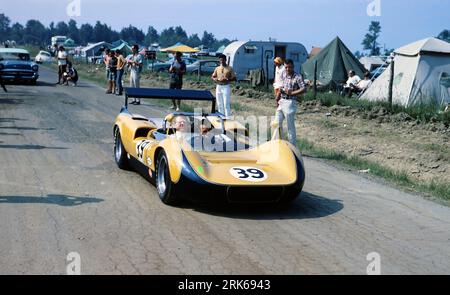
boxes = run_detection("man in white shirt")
[127,45,144,104]
[56,46,68,85]
[273,57,285,106]
[341,70,361,97]
[275,59,307,146]
[356,72,372,94]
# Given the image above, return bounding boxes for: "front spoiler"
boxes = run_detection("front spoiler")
[175,153,305,204]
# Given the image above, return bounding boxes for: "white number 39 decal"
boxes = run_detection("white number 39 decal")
[229,167,268,182]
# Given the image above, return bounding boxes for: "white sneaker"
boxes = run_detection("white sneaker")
[176,107,180,112]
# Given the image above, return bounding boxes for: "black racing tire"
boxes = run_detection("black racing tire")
[155,151,178,205]
[280,186,302,205]
[114,128,130,170]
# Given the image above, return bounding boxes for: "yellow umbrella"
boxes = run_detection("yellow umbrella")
[160,43,200,53]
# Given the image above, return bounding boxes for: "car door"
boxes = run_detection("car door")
[204,61,219,74]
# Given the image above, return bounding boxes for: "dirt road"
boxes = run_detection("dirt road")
[1,68,449,274]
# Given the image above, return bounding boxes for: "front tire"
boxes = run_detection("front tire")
[155,151,178,205]
[280,185,302,204]
[114,128,130,169]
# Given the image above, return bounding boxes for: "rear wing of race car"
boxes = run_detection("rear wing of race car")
[124,87,216,113]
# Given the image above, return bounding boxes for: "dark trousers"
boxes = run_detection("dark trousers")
[170,79,183,107]
[116,69,124,94]
[339,84,359,97]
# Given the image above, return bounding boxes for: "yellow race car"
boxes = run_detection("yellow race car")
[113,87,305,205]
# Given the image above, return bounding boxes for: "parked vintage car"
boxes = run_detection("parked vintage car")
[147,57,198,72]
[147,59,171,72]
[35,50,52,64]
[186,60,220,75]
[0,48,39,84]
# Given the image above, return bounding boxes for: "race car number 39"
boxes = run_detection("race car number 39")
[229,167,267,182]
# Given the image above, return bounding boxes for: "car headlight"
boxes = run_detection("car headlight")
[32,65,39,71]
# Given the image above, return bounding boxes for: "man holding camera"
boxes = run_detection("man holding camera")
[275,59,306,146]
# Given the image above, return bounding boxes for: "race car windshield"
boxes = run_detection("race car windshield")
[171,116,251,152]
[188,130,250,153]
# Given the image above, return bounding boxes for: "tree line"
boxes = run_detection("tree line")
[357,21,450,58]
[0,13,232,50]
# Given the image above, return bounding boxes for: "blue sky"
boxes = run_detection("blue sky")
[1,0,449,52]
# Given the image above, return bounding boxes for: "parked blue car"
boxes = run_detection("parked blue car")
[0,48,39,85]
[186,60,220,75]
[147,57,198,72]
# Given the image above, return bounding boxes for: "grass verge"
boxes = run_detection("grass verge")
[298,138,450,202]
[302,90,450,125]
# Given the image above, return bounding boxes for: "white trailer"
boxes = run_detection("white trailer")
[51,36,67,47]
[223,40,308,81]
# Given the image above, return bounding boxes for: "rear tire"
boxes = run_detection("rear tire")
[155,151,178,205]
[114,128,130,169]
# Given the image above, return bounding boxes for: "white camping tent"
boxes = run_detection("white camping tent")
[360,37,450,108]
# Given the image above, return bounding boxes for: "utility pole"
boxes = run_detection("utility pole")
[388,60,395,107]
[313,60,318,100]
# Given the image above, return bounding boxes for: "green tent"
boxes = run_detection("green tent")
[64,38,75,47]
[112,39,128,48]
[111,42,132,56]
[302,37,366,89]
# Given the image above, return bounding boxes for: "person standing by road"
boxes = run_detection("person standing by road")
[52,44,58,57]
[106,51,118,94]
[56,46,68,85]
[169,51,186,111]
[127,45,143,104]
[103,48,111,80]
[115,49,126,96]
[211,54,236,117]
[273,57,286,106]
[275,59,306,146]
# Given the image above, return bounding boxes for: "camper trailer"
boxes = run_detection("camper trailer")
[81,41,112,63]
[51,36,67,47]
[223,41,308,81]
